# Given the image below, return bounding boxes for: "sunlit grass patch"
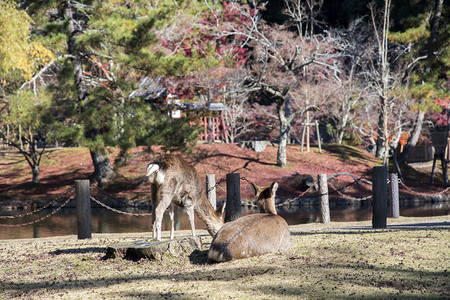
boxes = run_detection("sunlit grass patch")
[0,218,448,299]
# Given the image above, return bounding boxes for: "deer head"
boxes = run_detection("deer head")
[248,181,278,214]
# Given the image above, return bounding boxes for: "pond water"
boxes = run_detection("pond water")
[0,202,448,240]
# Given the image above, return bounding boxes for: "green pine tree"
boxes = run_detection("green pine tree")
[20,0,211,185]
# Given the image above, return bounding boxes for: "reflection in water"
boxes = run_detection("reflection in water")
[0,202,448,240]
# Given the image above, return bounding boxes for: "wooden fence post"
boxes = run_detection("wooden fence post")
[76,180,92,239]
[206,174,216,209]
[33,223,40,238]
[389,172,400,219]
[318,174,330,225]
[372,166,388,229]
[225,173,241,223]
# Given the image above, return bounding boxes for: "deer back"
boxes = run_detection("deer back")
[207,213,290,263]
[207,181,290,263]
[147,154,224,236]
[147,155,203,206]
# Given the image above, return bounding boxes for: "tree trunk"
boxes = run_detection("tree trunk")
[32,164,39,183]
[371,0,392,166]
[277,98,290,168]
[427,0,443,61]
[65,4,89,104]
[65,3,114,184]
[396,111,425,164]
[337,96,352,144]
[375,96,387,161]
[277,126,288,168]
[90,150,115,186]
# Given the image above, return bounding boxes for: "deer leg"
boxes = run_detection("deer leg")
[151,209,157,239]
[169,204,176,240]
[153,192,172,241]
[152,208,163,241]
[185,205,196,237]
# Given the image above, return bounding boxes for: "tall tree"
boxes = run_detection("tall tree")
[21,0,212,185]
[0,1,54,183]
[19,0,117,185]
[395,0,448,164]
[370,0,393,165]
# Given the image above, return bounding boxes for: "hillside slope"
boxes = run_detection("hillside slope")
[0,143,442,204]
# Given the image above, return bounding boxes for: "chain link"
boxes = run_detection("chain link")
[239,176,253,185]
[276,186,315,207]
[238,174,372,206]
[91,185,153,216]
[0,188,75,219]
[399,181,450,197]
[92,185,131,206]
[328,181,372,201]
[0,195,74,227]
[89,196,152,216]
[207,178,227,193]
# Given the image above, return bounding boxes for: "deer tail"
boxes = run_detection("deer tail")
[146,163,165,184]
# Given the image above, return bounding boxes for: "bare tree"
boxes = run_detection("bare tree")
[216,1,338,167]
[369,0,393,165]
[284,0,325,37]
[221,70,255,143]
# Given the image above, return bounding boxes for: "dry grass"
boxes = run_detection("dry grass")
[1,216,448,299]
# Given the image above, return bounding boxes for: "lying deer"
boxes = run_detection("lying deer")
[146,154,225,241]
[207,181,291,263]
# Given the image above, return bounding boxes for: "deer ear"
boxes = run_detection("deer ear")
[248,181,259,196]
[216,202,226,219]
[270,182,279,194]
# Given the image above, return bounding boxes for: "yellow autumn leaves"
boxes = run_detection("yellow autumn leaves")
[0,1,53,83]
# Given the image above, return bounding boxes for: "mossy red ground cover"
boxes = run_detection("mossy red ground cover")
[0,143,445,204]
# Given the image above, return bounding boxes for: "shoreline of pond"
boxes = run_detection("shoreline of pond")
[1,192,449,213]
[0,198,448,240]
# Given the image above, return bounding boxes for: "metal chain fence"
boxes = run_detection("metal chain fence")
[0,188,75,220]
[399,181,450,197]
[0,195,74,227]
[92,186,152,216]
[2,168,448,228]
[89,196,152,216]
[327,181,372,201]
[207,177,227,193]
[275,186,316,207]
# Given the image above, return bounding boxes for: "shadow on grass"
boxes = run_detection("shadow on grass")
[119,291,192,299]
[322,144,379,165]
[0,157,27,167]
[290,221,450,236]
[49,247,106,255]
[2,262,447,299]
[101,174,148,195]
[188,249,208,265]
[189,148,276,172]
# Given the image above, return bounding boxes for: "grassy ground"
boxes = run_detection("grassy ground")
[1,216,448,299]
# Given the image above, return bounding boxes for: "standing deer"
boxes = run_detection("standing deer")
[146,154,225,241]
[207,181,291,263]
